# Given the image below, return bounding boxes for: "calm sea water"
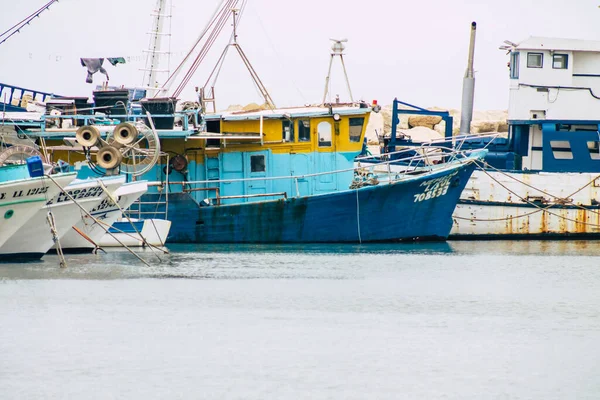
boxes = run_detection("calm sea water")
[1,241,600,399]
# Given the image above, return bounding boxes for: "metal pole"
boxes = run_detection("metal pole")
[322,55,334,105]
[459,21,477,135]
[339,55,354,103]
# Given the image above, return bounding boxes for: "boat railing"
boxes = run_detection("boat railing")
[147,146,484,204]
[3,105,201,134]
[125,198,169,220]
[0,82,56,110]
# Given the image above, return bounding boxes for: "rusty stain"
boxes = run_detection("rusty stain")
[558,208,567,233]
[575,207,587,233]
[506,212,513,234]
[540,210,548,233]
[519,214,530,233]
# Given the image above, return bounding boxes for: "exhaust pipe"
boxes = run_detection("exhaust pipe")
[459,21,477,135]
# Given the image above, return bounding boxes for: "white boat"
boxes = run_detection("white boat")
[450,36,600,238]
[371,35,600,239]
[0,166,77,255]
[60,180,149,250]
[98,218,171,247]
[0,175,125,260]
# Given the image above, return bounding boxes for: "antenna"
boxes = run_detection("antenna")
[322,38,354,105]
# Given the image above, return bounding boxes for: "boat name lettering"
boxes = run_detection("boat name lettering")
[3,186,50,199]
[91,196,122,212]
[413,171,458,203]
[47,186,104,205]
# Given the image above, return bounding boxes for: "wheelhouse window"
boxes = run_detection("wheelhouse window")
[349,117,365,142]
[527,52,543,68]
[250,155,265,172]
[588,141,600,160]
[510,52,520,79]
[298,119,310,142]
[317,121,332,147]
[282,119,294,142]
[552,54,568,69]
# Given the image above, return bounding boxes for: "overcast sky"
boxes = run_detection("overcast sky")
[1,0,599,110]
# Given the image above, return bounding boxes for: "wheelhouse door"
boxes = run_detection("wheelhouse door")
[244,151,268,201]
[315,119,337,192]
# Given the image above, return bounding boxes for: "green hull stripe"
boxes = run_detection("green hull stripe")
[0,197,47,207]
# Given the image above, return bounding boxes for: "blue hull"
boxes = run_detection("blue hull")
[140,160,477,243]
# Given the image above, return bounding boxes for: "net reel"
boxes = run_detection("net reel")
[75,121,161,176]
[0,144,46,165]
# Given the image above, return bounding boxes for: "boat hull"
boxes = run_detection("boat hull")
[98,218,171,247]
[59,180,148,250]
[0,172,77,250]
[140,159,478,243]
[451,169,600,238]
[0,176,125,260]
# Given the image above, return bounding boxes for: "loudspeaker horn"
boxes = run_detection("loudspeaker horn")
[75,126,101,147]
[112,122,138,146]
[96,146,123,170]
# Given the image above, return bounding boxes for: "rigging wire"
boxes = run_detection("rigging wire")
[160,0,235,97]
[172,0,240,98]
[453,160,600,228]
[0,0,59,47]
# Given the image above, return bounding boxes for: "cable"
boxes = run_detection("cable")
[0,0,59,46]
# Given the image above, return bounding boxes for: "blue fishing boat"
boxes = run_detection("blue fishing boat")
[1,93,484,243]
[0,1,485,244]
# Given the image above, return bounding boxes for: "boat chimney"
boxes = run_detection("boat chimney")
[459,21,477,135]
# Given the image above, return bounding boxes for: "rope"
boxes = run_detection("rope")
[71,225,104,254]
[455,160,600,228]
[47,211,66,268]
[356,189,362,244]
[45,175,152,267]
[96,179,168,258]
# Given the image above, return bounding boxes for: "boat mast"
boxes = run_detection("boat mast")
[143,0,173,96]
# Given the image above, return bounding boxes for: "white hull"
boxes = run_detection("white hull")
[60,181,149,249]
[451,169,600,238]
[0,173,77,253]
[0,175,126,258]
[98,218,171,247]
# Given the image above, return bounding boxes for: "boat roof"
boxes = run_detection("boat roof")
[206,104,371,121]
[513,36,600,53]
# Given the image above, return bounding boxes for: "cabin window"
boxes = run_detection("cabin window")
[250,155,265,172]
[298,119,311,142]
[282,120,294,142]
[550,140,573,160]
[317,121,332,147]
[527,52,543,68]
[588,141,600,160]
[510,52,520,79]
[349,117,365,142]
[552,54,568,69]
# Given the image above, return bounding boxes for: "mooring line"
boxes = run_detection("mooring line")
[46,175,152,267]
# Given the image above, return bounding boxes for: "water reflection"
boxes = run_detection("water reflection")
[0,240,599,281]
